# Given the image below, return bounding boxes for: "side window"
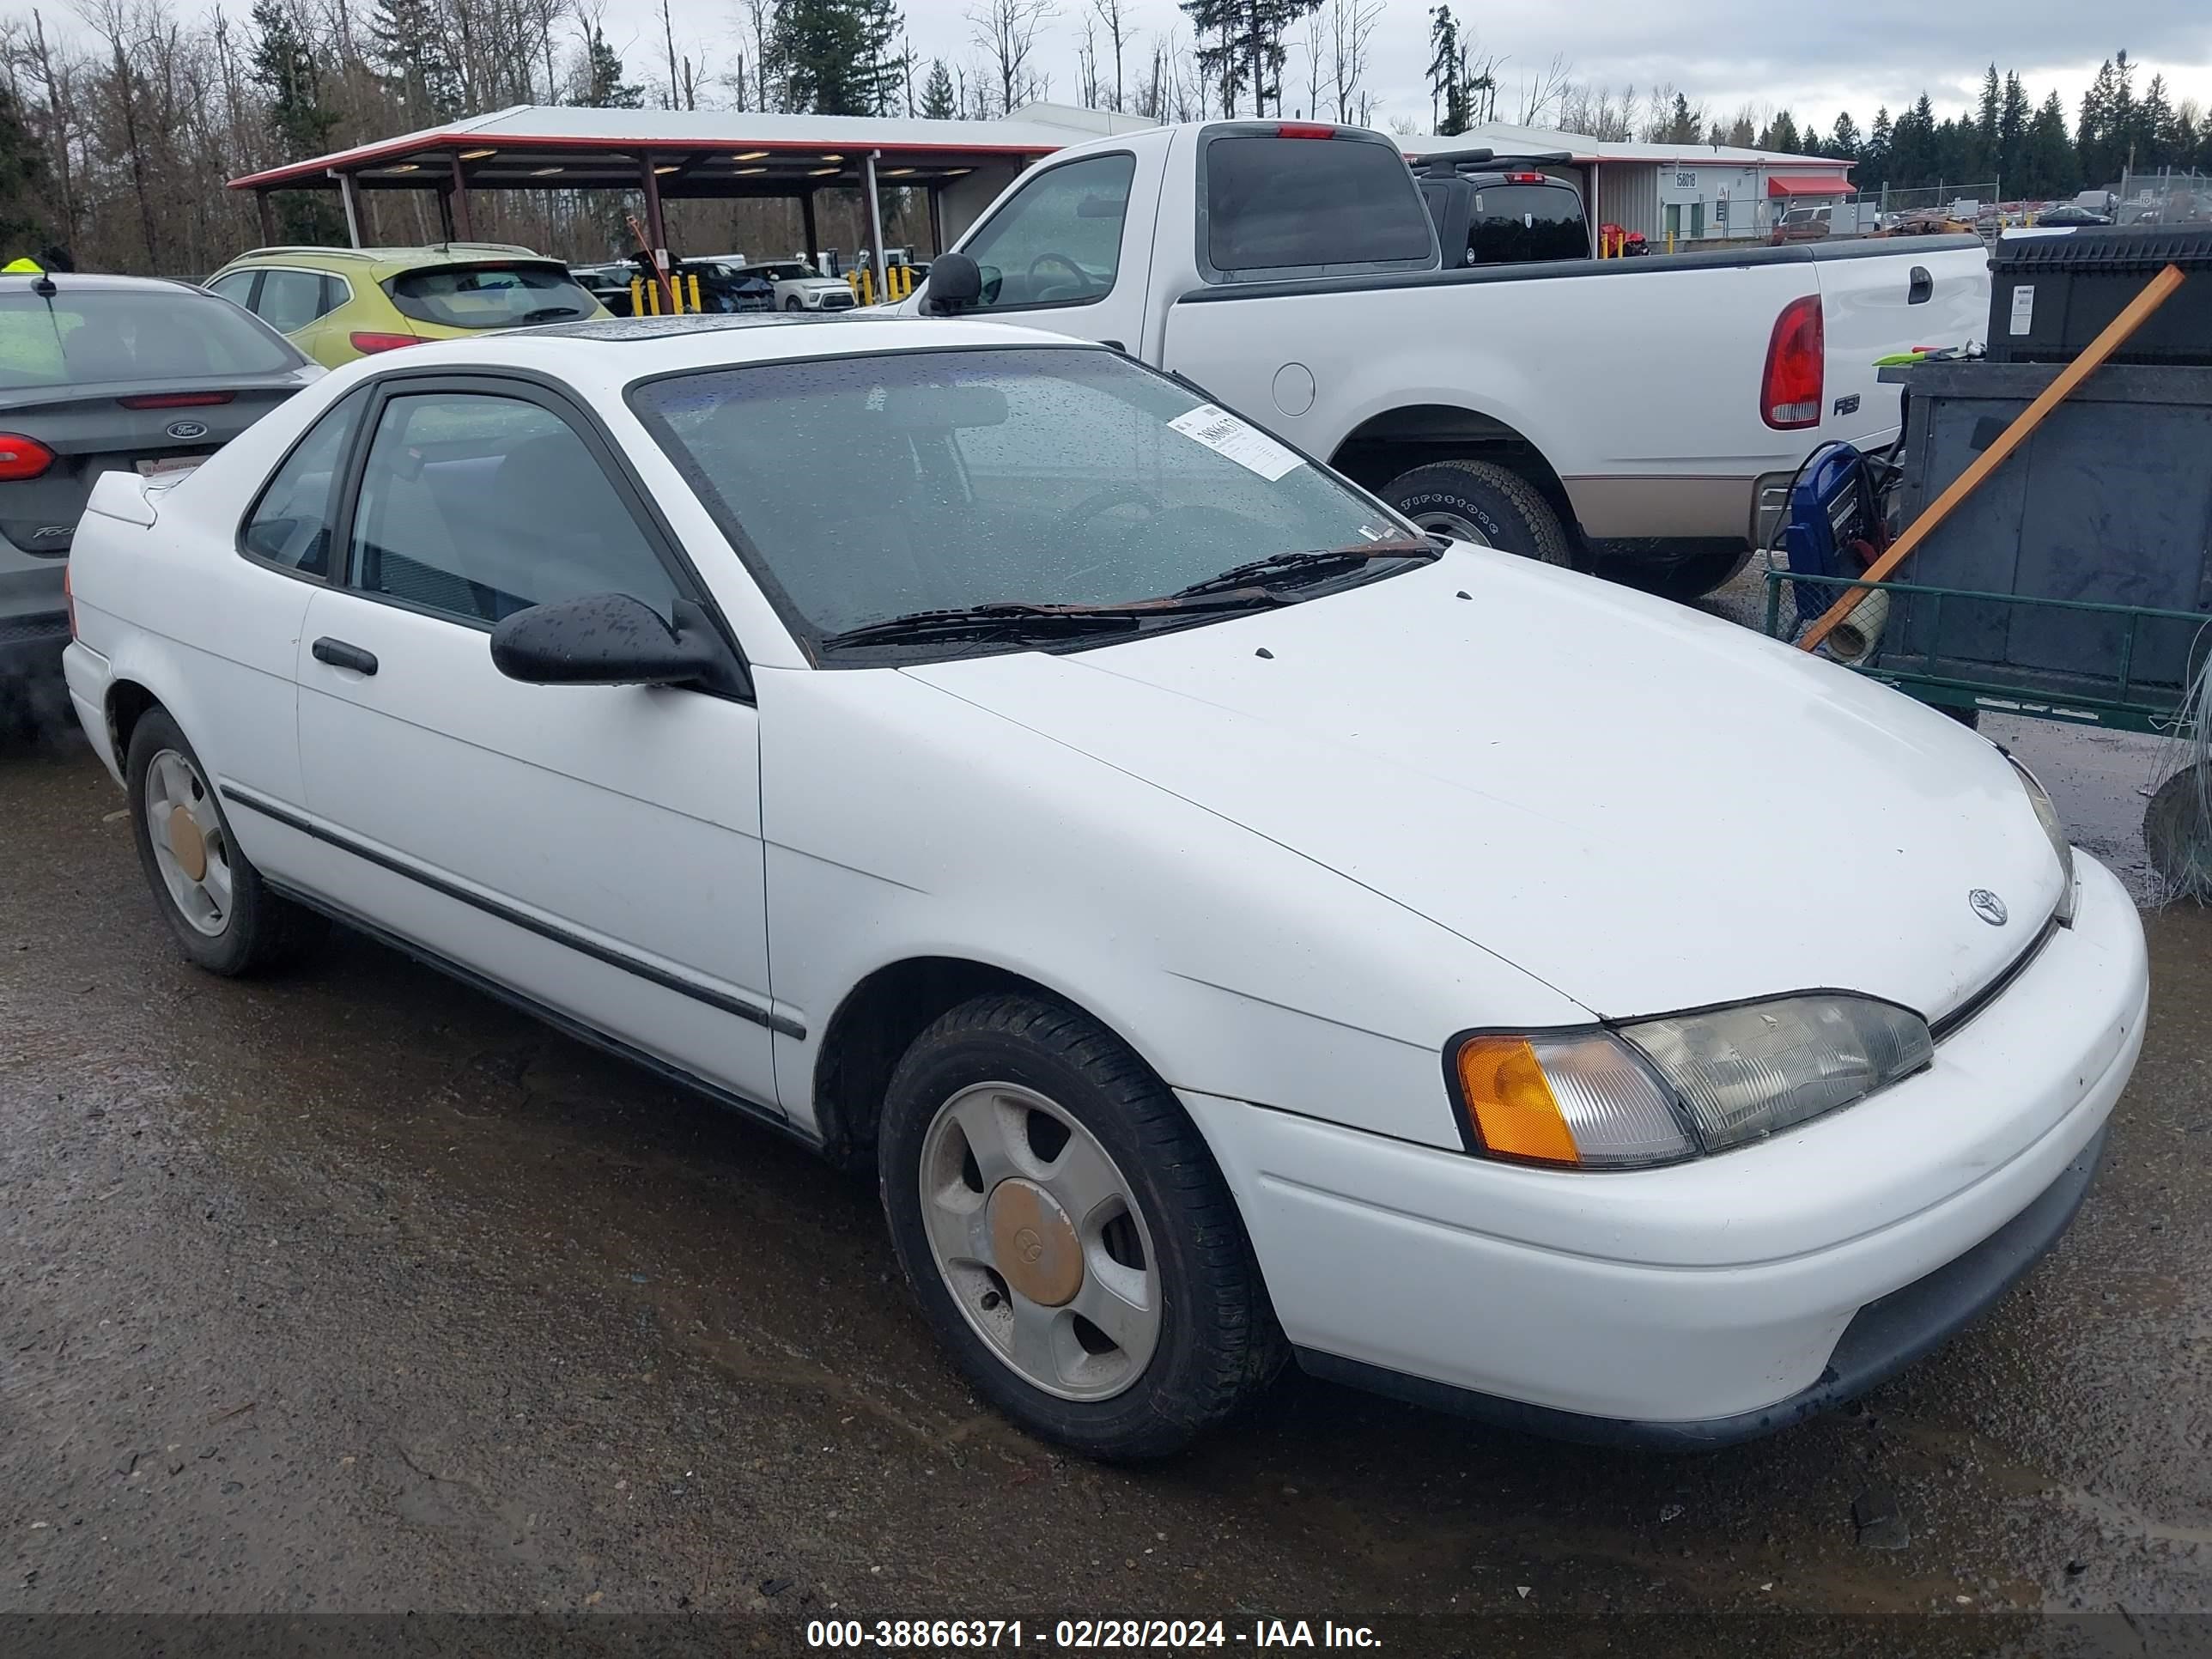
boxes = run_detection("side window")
[961,153,1135,312]
[240,389,367,578]
[347,391,676,625]
[206,270,258,308]
[255,269,327,333]
[320,275,349,315]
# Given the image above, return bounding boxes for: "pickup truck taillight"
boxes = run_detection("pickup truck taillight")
[1761,295,1825,429]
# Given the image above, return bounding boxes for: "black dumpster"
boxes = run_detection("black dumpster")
[1986,224,2212,366]
[1876,359,2212,705]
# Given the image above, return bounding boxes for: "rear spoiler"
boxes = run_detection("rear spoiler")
[1408,148,1573,177]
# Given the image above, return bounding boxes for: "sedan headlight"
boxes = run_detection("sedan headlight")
[2008,755,2077,924]
[1451,994,1934,1170]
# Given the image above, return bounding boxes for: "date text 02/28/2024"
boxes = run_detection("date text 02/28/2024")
[804,1619,1383,1649]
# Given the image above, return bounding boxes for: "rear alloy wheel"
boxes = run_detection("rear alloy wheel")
[879,994,1283,1458]
[1382,458,1575,567]
[125,708,326,975]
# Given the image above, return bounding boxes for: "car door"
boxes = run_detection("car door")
[252,266,349,365]
[949,147,1166,353]
[292,374,784,1117]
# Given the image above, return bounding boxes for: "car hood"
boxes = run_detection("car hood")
[902,551,2063,1024]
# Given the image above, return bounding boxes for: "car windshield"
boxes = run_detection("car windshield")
[631,347,1415,657]
[0,288,297,388]
[386,263,597,329]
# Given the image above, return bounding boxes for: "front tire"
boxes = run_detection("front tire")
[1382,458,1575,567]
[784,296,804,312]
[878,994,1282,1459]
[125,708,325,975]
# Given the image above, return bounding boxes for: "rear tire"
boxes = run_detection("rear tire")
[125,708,326,975]
[878,993,1283,1459]
[1382,459,1574,567]
[1641,547,1755,601]
[2146,763,2212,900]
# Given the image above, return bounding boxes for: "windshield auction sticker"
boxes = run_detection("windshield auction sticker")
[1166,404,1305,482]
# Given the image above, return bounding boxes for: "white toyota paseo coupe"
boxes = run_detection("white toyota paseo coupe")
[63,314,2148,1457]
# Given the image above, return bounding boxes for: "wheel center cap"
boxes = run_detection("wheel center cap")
[986,1179,1083,1307]
[167,805,207,882]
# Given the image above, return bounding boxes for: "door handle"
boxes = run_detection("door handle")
[1907,265,1933,304]
[312,636,378,676]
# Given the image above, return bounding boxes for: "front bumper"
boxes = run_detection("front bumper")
[1183,852,2148,1439]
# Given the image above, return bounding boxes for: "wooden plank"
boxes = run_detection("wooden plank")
[1798,262,2188,653]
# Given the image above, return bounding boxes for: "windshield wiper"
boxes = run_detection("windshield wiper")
[819,596,1279,651]
[520,305,585,323]
[1169,539,1438,601]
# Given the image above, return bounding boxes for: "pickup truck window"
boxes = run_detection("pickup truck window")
[631,347,1410,654]
[1463,184,1589,265]
[957,153,1136,313]
[1203,134,1434,277]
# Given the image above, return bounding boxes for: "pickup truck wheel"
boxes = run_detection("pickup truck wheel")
[878,993,1283,1459]
[125,708,326,976]
[1383,459,1573,567]
[1644,547,1754,601]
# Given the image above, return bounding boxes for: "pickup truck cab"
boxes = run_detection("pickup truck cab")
[906,120,1988,598]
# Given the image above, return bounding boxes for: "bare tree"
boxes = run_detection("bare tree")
[1514,52,1571,128]
[968,0,1055,118]
[1088,0,1127,112]
[1076,11,1098,108]
[1317,0,1377,126]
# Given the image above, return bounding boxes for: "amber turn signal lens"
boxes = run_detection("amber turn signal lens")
[1456,1036,1579,1165]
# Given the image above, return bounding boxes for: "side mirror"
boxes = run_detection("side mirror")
[490,592,720,687]
[925,252,982,313]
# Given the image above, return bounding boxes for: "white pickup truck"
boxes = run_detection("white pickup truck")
[902,119,1989,598]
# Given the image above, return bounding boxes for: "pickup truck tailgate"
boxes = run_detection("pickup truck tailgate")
[1816,237,1988,449]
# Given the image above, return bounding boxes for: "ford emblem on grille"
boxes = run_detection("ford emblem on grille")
[1969,889,2008,927]
[166,420,209,441]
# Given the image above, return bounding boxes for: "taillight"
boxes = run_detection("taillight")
[118,392,236,410]
[1761,295,1825,429]
[0,433,54,481]
[1276,123,1334,139]
[349,331,419,354]
[1504,172,1547,183]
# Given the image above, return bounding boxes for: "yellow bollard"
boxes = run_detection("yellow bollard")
[688,273,702,313]
[1667,229,1674,254]
[629,276,642,315]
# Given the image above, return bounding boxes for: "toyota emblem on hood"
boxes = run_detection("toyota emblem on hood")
[166,420,209,441]
[1968,890,2008,927]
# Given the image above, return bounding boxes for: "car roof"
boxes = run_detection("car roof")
[308,313,1106,396]
[0,271,212,294]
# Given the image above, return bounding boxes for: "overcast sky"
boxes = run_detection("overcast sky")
[11,0,2212,147]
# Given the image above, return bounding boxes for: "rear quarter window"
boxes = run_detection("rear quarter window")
[1202,132,1435,279]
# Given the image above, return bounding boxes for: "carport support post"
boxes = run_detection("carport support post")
[256,190,275,246]
[927,185,944,257]
[333,168,363,248]
[863,149,889,301]
[639,155,675,309]
[801,189,819,268]
[447,153,475,241]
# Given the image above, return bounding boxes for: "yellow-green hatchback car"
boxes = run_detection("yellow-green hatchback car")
[204,245,608,368]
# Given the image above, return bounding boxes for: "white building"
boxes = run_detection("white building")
[1396,122,1857,247]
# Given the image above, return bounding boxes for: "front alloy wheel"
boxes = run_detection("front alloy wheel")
[918,1081,1162,1401]
[879,994,1283,1458]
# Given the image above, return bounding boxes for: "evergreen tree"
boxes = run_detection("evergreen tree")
[775,0,905,115]
[250,0,343,242]
[1663,91,1696,144]
[1862,106,1892,192]
[2024,89,2075,198]
[2137,73,2174,168]
[1997,72,2029,189]
[1827,110,1861,161]
[369,0,459,127]
[578,22,645,107]
[1758,110,1800,154]
[0,79,51,252]
[1973,63,2000,177]
[1425,6,1463,133]
[921,57,957,118]
[1183,0,1311,118]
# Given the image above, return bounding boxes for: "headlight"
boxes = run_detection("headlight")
[1451,994,1933,1170]
[2008,755,2077,923]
